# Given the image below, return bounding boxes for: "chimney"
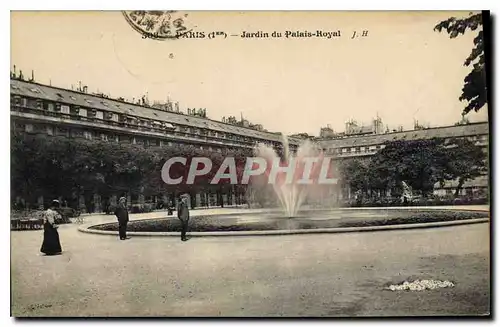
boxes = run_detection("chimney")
[83,86,88,93]
[79,81,82,92]
[31,70,35,82]
[19,70,24,80]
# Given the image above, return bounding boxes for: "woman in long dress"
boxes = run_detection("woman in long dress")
[40,200,63,255]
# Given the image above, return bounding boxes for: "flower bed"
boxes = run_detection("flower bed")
[90,209,489,233]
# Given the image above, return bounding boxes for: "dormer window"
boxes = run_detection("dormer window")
[69,96,76,101]
[85,99,93,105]
[29,88,40,93]
[56,93,64,98]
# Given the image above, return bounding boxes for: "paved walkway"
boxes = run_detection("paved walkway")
[11,206,490,317]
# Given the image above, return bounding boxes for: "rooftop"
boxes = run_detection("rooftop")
[319,122,489,148]
[10,79,301,145]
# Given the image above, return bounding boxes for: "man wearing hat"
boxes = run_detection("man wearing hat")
[177,194,190,241]
[114,196,129,240]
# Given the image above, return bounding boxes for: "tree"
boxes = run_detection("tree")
[369,139,449,197]
[434,12,487,115]
[339,159,369,198]
[443,138,487,196]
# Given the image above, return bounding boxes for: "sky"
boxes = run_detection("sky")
[10,11,489,135]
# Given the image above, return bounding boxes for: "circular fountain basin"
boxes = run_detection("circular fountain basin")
[86,208,489,236]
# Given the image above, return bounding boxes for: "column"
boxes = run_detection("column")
[222,194,228,207]
[94,194,102,213]
[110,195,117,208]
[79,195,87,213]
[163,194,169,208]
[37,195,44,210]
[196,193,201,208]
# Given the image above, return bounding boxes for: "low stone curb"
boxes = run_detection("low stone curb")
[78,217,489,238]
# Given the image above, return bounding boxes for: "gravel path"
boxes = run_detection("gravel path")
[11,206,490,317]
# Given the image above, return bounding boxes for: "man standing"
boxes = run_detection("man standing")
[177,194,190,241]
[114,196,129,240]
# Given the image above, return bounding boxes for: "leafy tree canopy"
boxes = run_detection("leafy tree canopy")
[434,12,487,115]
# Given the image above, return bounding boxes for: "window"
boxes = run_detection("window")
[101,134,108,141]
[79,108,87,117]
[48,103,54,111]
[21,98,27,107]
[61,105,70,114]
[112,113,119,122]
[46,126,54,136]
[71,130,84,138]
[95,111,104,120]
[25,124,34,133]
[57,127,69,137]
[83,131,92,140]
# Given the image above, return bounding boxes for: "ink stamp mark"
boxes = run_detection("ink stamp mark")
[122,11,191,40]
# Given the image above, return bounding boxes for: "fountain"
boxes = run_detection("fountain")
[251,136,334,218]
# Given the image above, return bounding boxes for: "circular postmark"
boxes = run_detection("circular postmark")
[122,11,191,40]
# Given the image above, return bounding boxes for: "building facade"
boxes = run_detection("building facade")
[10,78,300,211]
[11,77,489,210]
[318,121,489,198]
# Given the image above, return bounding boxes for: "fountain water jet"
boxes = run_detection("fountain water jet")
[252,136,334,218]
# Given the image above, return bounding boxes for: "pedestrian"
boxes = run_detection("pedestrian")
[177,194,190,241]
[40,200,63,256]
[114,196,129,240]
